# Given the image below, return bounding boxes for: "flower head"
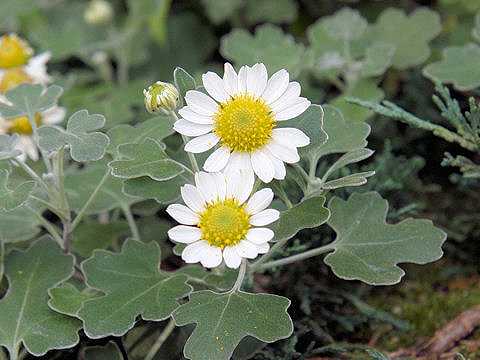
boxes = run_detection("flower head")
[0,34,33,69]
[167,171,279,269]
[84,0,114,25]
[173,63,311,183]
[144,81,179,114]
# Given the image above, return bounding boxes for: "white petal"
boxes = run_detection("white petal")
[181,184,205,213]
[255,242,270,254]
[25,52,51,84]
[247,63,268,98]
[251,149,275,183]
[237,65,249,93]
[265,149,286,179]
[184,133,219,153]
[18,136,38,161]
[185,90,219,116]
[166,204,199,225]
[246,188,274,215]
[195,172,218,203]
[42,106,65,125]
[250,209,280,226]
[262,69,289,104]
[226,168,254,204]
[200,244,223,268]
[174,119,213,136]
[223,246,242,269]
[266,141,300,164]
[182,241,208,263]
[223,151,252,178]
[270,82,301,113]
[202,71,230,103]
[272,128,310,148]
[235,240,258,259]
[178,107,214,125]
[223,63,238,97]
[275,98,311,121]
[168,225,201,243]
[211,172,227,201]
[246,228,274,244]
[203,146,231,172]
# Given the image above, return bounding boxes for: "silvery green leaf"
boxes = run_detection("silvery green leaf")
[48,283,97,317]
[368,7,441,69]
[324,192,447,285]
[322,7,367,41]
[315,105,370,159]
[109,138,184,181]
[0,206,41,243]
[322,148,374,181]
[423,44,480,91]
[173,290,293,360]
[78,239,192,338]
[107,116,174,158]
[292,105,328,164]
[174,67,197,104]
[0,84,62,118]
[201,0,244,24]
[331,79,384,122]
[272,196,330,243]
[245,0,298,25]
[322,171,376,190]
[122,174,189,204]
[473,11,480,42]
[66,163,138,215]
[360,43,396,78]
[0,169,35,211]
[38,110,109,162]
[0,237,81,358]
[220,24,305,77]
[0,134,22,161]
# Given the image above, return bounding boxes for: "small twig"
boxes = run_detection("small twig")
[122,205,140,240]
[145,319,176,360]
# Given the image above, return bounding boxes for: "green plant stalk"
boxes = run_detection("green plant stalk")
[272,182,293,209]
[144,319,176,360]
[12,159,49,193]
[250,236,292,271]
[122,204,140,240]
[53,149,73,252]
[71,168,110,231]
[231,259,247,292]
[255,244,334,272]
[27,206,63,247]
[169,111,200,172]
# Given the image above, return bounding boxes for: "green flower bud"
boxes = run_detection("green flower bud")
[143,81,179,114]
[84,0,113,25]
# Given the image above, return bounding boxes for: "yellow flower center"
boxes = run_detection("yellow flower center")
[198,198,251,248]
[214,94,275,152]
[7,114,42,135]
[0,68,32,93]
[0,34,33,69]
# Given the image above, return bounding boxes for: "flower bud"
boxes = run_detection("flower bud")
[84,0,113,25]
[0,34,33,69]
[143,81,179,114]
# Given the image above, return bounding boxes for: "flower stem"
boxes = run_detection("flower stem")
[231,259,247,292]
[254,245,334,272]
[27,206,63,247]
[122,204,140,240]
[71,168,110,231]
[145,319,176,360]
[169,111,200,172]
[13,159,49,193]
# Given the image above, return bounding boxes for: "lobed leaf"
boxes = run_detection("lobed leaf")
[0,169,35,211]
[78,239,192,338]
[38,110,109,162]
[0,134,22,161]
[174,290,293,360]
[0,84,62,118]
[324,192,447,285]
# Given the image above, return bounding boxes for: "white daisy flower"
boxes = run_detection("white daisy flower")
[167,171,280,269]
[173,62,311,183]
[0,34,51,93]
[0,106,65,162]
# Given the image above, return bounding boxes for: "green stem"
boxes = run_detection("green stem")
[169,111,200,172]
[273,183,293,209]
[13,159,49,193]
[230,259,247,292]
[122,205,140,240]
[250,236,290,271]
[144,319,176,360]
[254,245,333,272]
[27,206,63,247]
[71,169,110,231]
